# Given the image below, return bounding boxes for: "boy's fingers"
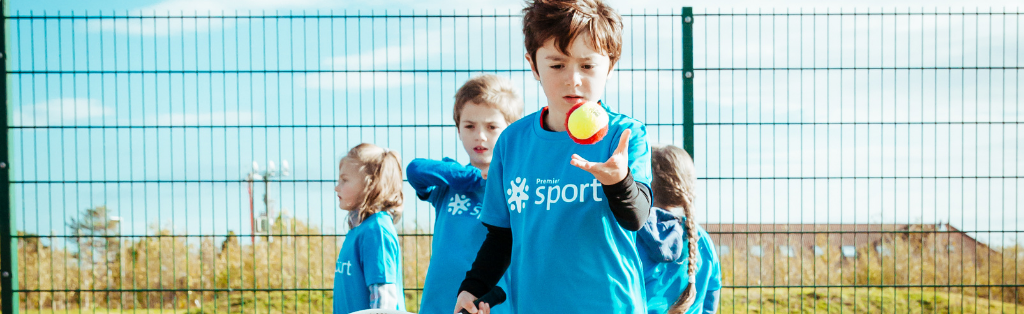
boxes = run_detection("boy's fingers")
[479,302,491,314]
[454,292,478,314]
[570,154,595,171]
[613,129,631,156]
[456,301,478,314]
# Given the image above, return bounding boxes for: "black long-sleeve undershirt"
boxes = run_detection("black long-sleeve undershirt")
[458,170,652,298]
[603,170,653,231]
[458,223,513,298]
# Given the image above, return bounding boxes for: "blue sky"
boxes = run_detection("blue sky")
[10,0,1024,13]
[9,0,1023,247]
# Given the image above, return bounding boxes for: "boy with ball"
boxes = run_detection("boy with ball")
[454,0,653,313]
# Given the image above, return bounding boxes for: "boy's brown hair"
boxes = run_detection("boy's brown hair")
[341,143,404,228]
[521,0,623,72]
[453,74,524,126]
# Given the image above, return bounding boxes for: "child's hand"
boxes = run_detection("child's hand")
[454,291,491,314]
[570,129,631,185]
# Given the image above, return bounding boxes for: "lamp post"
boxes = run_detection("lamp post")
[109,215,123,309]
[244,160,290,243]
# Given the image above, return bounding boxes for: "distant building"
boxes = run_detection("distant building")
[703,223,997,263]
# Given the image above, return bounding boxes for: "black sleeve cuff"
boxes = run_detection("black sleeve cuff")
[602,169,636,196]
[601,170,653,231]
[458,279,492,301]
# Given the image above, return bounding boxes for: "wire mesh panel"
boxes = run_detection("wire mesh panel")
[5,10,687,313]
[693,9,1022,313]
[5,7,1023,314]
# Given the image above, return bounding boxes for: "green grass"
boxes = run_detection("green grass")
[23,288,1023,314]
[720,288,1024,314]
[22,310,189,314]
[182,292,332,314]
[21,291,331,314]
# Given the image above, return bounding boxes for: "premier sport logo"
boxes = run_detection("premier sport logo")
[446,193,482,217]
[506,177,530,213]
[507,177,604,212]
[447,194,471,215]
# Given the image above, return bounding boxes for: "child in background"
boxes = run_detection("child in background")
[639,145,721,314]
[333,143,406,314]
[455,0,654,313]
[406,74,523,314]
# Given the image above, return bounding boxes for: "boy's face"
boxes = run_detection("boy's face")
[334,160,367,211]
[527,36,614,113]
[457,102,509,168]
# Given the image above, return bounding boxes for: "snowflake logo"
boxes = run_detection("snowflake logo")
[447,194,471,215]
[506,177,530,213]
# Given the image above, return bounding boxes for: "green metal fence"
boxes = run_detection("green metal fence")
[694,9,1022,313]
[2,7,1022,314]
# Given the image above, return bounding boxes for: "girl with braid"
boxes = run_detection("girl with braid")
[637,145,722,314]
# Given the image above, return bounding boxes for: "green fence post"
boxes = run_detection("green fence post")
[682,7,695,159]
[0,1,15,313]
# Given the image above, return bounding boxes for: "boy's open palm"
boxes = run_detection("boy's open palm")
[570,129,631,185]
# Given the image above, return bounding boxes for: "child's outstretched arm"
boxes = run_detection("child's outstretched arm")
[407,158,487,200]
[570,129,653,231]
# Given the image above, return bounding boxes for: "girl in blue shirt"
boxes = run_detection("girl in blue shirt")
[639,145,721,314]
[333,143,406,314]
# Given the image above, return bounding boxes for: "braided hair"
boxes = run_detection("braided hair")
[650,145,699,314]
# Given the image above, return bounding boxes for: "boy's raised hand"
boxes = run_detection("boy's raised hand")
[570,129,631,185]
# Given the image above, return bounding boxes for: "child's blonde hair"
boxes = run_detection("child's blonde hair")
[341,143,404,228]
[650,144,700,314]
[453,74,524,126]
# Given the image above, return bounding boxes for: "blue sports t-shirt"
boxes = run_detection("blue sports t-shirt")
[333,211,406,314]
[638,212,722,314]
[407,158,511,314]
[479,104,653,314]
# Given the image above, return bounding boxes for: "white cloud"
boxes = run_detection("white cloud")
[305,27,448,90]
[93,16,233,36]
[606,0,1023,10]
[95,0,333,35]
[150,111,264,126]
[319,22,463,70]
[13,98,113,126]
[326,0,524,11]
[321,44,423,71]
[300,72,431,91]
[188,0,1022,12]
[142,0,334,12]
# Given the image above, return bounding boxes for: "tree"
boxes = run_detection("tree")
[67,205,122,309]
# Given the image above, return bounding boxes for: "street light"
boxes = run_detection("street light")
[244,159,290,243]
[109,215,124,309]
